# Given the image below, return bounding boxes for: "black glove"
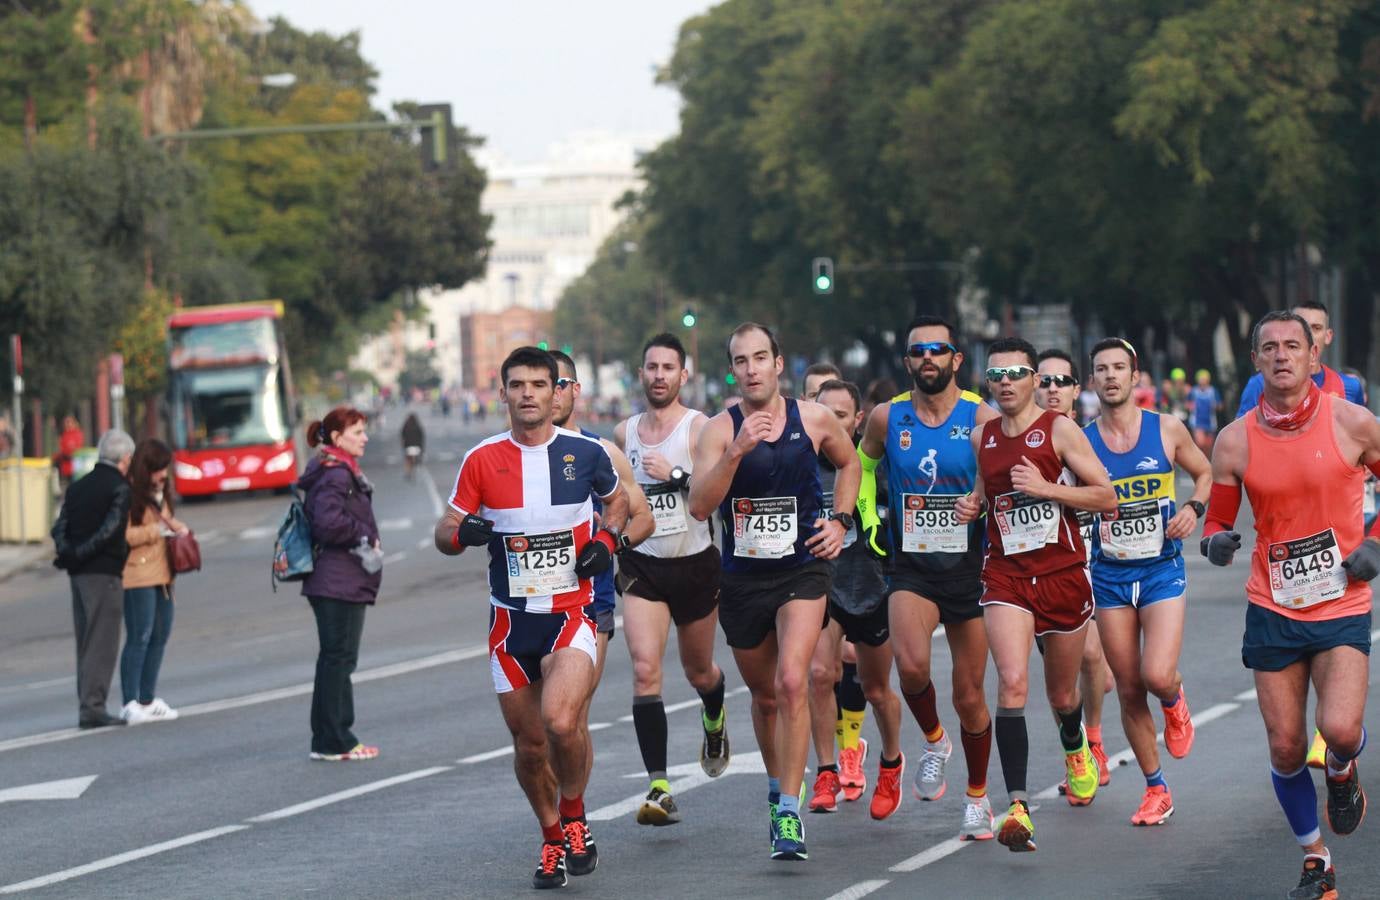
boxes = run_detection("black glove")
[1200,531,1241,567]
[1342,539,1380,582]
[455,514,495,547]
[575,531,616,578]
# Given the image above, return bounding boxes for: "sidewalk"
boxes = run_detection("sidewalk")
[0,541,51,582]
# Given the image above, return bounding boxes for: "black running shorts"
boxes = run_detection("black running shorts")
[615,545,721,626]
[718,560,832,649]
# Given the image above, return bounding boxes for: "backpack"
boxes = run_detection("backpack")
[271,488,316,591]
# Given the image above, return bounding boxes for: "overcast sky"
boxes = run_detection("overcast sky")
[250,0,714,162]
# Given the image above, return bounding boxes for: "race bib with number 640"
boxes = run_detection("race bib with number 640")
[645,482,688,537]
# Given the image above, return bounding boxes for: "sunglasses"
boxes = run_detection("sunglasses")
[907,341,958,358]
[1039,374,1078,388]
[985,365,1035,382]
[555,377,578,390]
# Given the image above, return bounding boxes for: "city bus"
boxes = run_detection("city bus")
[166,301,299,496]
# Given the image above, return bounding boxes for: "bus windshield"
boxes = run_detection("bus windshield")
[172,365,288,449]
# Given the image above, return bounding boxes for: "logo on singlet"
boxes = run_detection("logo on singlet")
[1135,456,1158,471]
[562,453,577,481]
[899,429,912,450]
[628,448,640,468]
[1025,429,1046,449]
[919,448,938,492]
[985,435,997,448]
[949,426,971,440]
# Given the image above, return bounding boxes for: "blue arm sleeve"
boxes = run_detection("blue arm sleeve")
[1235,374,1263,420]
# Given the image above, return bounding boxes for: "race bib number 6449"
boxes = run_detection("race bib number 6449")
[1268,528,1347,610]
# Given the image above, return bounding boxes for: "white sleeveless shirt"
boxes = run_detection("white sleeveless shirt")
[623,408,712,558]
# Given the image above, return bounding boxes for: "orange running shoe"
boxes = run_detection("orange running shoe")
[839,737,868,802]
[1090,740,1112,787]
[1162,687,1195,759]
[870,754,905,820]
[809,768,841,813]
[1130,784,1175,826]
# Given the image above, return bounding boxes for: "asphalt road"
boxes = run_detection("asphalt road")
[1,408,1377,899]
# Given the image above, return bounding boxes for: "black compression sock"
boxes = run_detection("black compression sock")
[995,706,1029,798]
[817,763,839,774]
[880,754,902,769]
[1056,704,1084,752]
[838,662,866,713]
[632,694,668,778]
[698,671,726,723]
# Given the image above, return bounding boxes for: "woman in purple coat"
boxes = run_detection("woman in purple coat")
[299,406,383,761]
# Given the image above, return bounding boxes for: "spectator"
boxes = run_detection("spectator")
[400,412,425,482]
[51,429,134,729]
[1133,371,1158,410]
[54,415,84,489]
[0,411,13,456]
[299,407,383,761]
[1161,368,1191,423]
[119,439,188,724]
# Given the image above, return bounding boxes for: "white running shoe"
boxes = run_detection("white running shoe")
[122,701,153,725]
[146,698,179,721]
[959,794,995,841]
[913,732,953,801]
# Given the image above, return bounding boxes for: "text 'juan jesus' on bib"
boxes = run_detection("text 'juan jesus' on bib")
[1268,528,1348,610]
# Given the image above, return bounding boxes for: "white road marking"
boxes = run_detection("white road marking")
[458,746,515,765]
[825,880,891,900]
[246,766,451,823]
[588,751,767,822]
[0,676,73,695]
[417,537,432,549]
[237,526,276,540]
[0,826,249,894]
[383,551,407,565]
[588,722,613,732]
[379,518,413,531]
[419,465,445,518]
[0,775,97,803]
[1235,688,1258,702]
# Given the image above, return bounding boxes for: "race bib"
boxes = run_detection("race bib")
[900,493,967,554]
[822,491,856,549]
[505,530,578,596]
[1268,529,1348,610]
[645,482,688,537]
[1099,499,1164,561]
[732,496,798,559]
[993,491,1060,555]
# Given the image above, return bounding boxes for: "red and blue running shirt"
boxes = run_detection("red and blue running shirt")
[450,428,619,613]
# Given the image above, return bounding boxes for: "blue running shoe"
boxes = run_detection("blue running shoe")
[771,810,808,861]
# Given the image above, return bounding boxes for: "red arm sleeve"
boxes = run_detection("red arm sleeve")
[1202,482,1241,538]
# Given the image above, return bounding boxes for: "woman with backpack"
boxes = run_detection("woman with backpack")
[299,406,384,761]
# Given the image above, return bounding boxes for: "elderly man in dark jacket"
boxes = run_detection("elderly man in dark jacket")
[52,430,135,729]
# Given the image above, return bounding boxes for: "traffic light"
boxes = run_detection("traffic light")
[811,257,834,295]
[538,341,549,351]
[415,103,452,169]
[561,344,573,354]
[725,373,736,385]
[682,308,697,328]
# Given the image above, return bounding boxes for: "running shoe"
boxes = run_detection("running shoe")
[959,794,995,841]
[1307,730,1328,770]
[532,841,567,890]
[809,769,841,814]
[636,786,682,826]
[121,701,153,725]
[308,743,379,761]
[913,732,952,801]
[997,800,1036,852]
[1287,856,1337,900]
[561,817,597,876]
[1064,731,1099,806]
[1090,740,1111,787]
[870,754,905,820]
[1162,687,1195,759]
[839,737,868,802]
[1130,784,1174,826]
[771,809,808,861]
[701,713,731,777]
[1325,760,1367,836]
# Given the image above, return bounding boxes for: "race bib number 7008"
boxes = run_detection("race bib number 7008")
[993,490,1060,555]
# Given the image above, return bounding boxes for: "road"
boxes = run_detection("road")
[1,407,1376,898]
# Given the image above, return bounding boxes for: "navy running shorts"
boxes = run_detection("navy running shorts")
[1241,604,1372,672]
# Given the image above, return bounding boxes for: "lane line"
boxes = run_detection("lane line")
[378,517,414,531]
[246,766,452,823]
[825,880,891,900]
[383,551,407,565]
[0,826,249,894]
[0,676,73,696]
[458,746,515,765]
[419,466,445,518]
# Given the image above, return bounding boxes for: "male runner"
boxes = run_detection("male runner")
[1234,300,1364,419]
[858,315,999,840]
[1086,338,1212,826]
[803,361,874,804]
[435,346,629,890]
[688,322,860,861]
[806,379,904,819]
[549,351,656,805]
[613,333,731,826]
[1204,311,1375,899]
[1035,349,1114,794]
[956,336,1117,852]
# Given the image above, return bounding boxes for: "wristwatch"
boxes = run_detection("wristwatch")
[669,465,691,490]
[828,511,855,531]
[1186,500,1206,519]
[604,526,631,553]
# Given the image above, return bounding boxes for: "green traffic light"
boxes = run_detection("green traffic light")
[561,344,573,354]
[538,341,549,350]
[815,274,832,291]
[725,373,736,385]
[682,312,696,328]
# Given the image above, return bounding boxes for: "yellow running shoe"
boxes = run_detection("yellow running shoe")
[997,800,1036,852]
[1307,730,1328,770]
[1064,730,1099,806]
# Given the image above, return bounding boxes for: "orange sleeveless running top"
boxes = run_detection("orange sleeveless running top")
[1244,392,1370,620]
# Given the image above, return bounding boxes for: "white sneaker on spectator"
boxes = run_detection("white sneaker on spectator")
[146,698,179,721]
[122,701,153,725]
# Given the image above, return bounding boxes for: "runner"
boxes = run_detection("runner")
[1035,349,1114,795]
[1189,369,1222,455]
[858,315,1000,840]
[1204,310,1375,898]
[803,361,874,804]
[956,336,1117,852]
[549,351,656,807]
[612,334,732,826]
[688,322,860,862]
[1085,338,1212,826]
[435,346,630,890]
[805,379,904,820]
[1234,300,1364,419]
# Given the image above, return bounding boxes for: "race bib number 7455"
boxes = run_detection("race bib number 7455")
[732,496,798,559]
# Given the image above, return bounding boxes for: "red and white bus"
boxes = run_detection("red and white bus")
[167,301,299,496]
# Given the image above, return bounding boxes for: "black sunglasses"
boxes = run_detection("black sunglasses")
[1039,374,1078,389]
[908,341,958,358]
[555,377,578,389]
